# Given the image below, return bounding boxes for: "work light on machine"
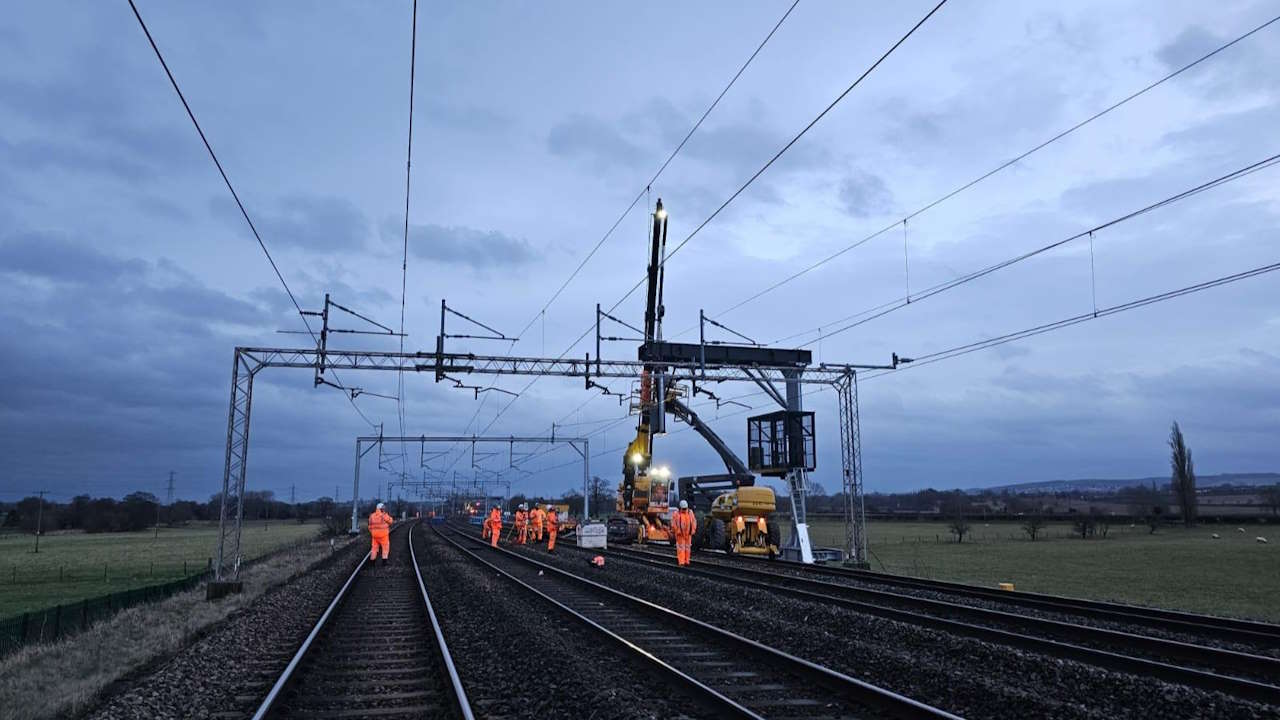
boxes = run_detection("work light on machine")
[653,466,671,479]
[630,452,644,465]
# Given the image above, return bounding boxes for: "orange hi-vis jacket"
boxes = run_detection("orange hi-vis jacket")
[545,509,558,532]
[487,507,502,528]
[368,509,393,536]
[671,509,697,538]
[514,509,527,529]
[531,507,545,528]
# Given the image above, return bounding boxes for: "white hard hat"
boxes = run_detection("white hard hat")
[376,502,385,510]
[679,500,688,509]
[546,504,553,510]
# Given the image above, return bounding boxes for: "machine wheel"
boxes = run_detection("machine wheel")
[708,519,727,553]
[766,522,781,559]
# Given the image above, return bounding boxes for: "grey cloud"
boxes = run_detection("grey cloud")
[0,135,154,181]
[547,114,646,171]
[405,223,537,269]
[212,194,371,251]
[838,170,893,218]
[1155,25,1279,97]
[0,231,147,284]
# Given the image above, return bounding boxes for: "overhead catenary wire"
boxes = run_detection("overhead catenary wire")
[442,1,808,463]
[126,0,376,429]
[551,0,953,362]
[396,0,419,482]
[860,257,1280,381]
[482,0,950,452]
[785,151,1280,347]
[694,11,1280,335]
[509,0,803,345]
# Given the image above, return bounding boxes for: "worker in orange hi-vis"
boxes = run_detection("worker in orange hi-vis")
[545,505,559,552]
[514,504,528,545]
[368,502,393,567]
[671,500,697,566]
[486,505,503,548]
[530,504,545,542]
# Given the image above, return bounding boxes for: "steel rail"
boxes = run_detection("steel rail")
[251,523,473,720]
[409,523,476,720]
[692,547,1280,644]
[249,536,373,720]
[591,544,1280,705]
[428,526,764,720]
[439,525,960,719]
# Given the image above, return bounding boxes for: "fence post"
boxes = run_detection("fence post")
[52,605,62,639]
[103,563,108,582]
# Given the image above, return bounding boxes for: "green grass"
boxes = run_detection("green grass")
[808,519,1280,623]
[0,521,323,617]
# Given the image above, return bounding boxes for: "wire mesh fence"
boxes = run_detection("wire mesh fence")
[0,569,210,656]
[0,534,325,657]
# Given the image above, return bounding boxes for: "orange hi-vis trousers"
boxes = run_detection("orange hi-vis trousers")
[547,527,557,551]
[489,521,501,547]
[674,534,692,566]
[370,533,390,560]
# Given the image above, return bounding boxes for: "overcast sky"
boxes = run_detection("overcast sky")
[2,0,1278,505]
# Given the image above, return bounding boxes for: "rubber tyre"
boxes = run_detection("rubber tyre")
[709,518,727,553]
[766,522,781,559]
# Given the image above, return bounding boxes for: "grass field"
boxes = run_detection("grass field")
[0,521,324,617]
[807,519,1280,622]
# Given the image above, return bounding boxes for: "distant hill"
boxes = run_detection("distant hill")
[971,473,1280,494]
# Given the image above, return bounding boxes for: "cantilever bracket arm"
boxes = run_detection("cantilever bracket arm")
[742,367,785,408]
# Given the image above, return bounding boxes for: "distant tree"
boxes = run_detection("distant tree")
[560,488,585,516]
[948,515,971,543]
[808,482,828,496]
[1262,484,1280,517]
[1073,515,1096,539]
[1125,482,1165,533]
[1146,505,1163,534]
[586,476,610,519]
[1169,422,1197,527]
[120,492,158,532]
[1094,510,1112,538]
[1021,514,1046,541]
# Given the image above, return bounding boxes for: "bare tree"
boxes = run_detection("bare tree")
[948,515,971,543]
[1169,421,1197,527]
[587,476,611,519]
[1021,514,1046,541]
[1073,515,1095,539]
[1262,484,1280,517]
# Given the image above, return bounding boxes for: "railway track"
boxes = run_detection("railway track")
[251,523,473,720]
[670,543,1280,648]
[566,540,1280,705]
[435,525,959,720]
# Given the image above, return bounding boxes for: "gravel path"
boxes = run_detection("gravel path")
[510,535,1276,719]
[417,526,713,720]
[83,537,367,720]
